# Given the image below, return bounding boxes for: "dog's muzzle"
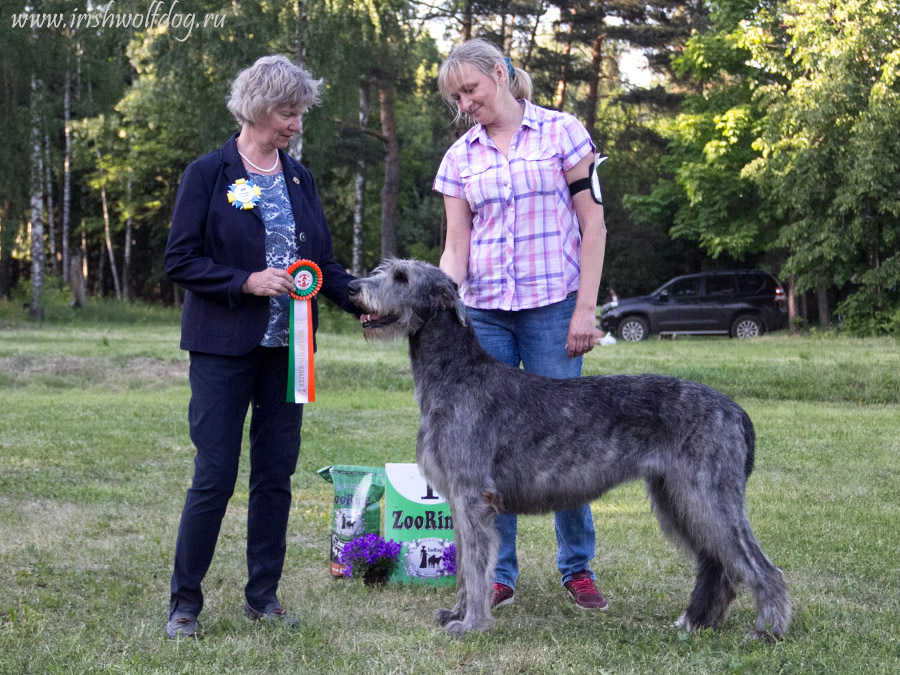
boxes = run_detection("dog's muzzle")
[361,314,397,329]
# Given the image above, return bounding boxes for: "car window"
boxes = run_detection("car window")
[705,275,737,296]
[667,278,701,298]
[738,274,775,295]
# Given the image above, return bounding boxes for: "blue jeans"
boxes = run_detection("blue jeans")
[465,294,596,588]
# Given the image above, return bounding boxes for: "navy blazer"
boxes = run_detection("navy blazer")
[165,134,358,355]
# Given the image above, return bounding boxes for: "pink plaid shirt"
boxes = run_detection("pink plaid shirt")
[433,100,595,311]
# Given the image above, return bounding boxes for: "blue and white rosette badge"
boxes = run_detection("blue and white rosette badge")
[226,178,261,210]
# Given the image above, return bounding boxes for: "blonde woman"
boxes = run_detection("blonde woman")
[433,39,609,611]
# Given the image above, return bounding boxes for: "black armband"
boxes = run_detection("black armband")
[568,177,592,198]
[568,155,607,205]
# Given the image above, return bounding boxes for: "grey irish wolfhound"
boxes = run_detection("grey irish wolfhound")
[347,259,790,639]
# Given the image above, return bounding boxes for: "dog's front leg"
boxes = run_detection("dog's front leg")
[439,493,497,636]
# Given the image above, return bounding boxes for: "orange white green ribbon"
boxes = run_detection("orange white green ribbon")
[287,259,323,404]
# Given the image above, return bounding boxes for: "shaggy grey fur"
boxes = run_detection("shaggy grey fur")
[348,259,791,639]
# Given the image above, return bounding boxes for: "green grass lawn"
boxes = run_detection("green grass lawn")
[1,321,899,674]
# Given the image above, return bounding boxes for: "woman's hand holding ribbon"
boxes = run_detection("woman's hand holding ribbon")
[243,268,296,297]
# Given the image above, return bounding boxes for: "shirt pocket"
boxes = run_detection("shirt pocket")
[520,146,560,194]
[459,160,496,210]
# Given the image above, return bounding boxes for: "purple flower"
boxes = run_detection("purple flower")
[337,534,402,579]
[441,542,457,576]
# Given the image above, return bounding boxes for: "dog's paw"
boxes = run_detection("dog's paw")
[442,616,494,637]
[674,612,702,633]
[745,629,781,643]
[434,607,460,626]
[443,619,468,637]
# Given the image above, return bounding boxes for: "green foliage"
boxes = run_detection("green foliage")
[628,3,780,263]
[628,0,900,333]
[835,280,900,337]
[742,0,900,334]
[8,0,898,333]
[1,278,181,325]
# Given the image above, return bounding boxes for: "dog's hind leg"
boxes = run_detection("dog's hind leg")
[434,535,467,626]
[439,492,498,636]
[649,475,790,639]
[677,551,738,632]
[733,520,791,640]
[647,477,738,632]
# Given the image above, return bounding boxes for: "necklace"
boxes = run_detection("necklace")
[238,149,279,173]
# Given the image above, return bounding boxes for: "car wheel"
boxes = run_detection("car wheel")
[731,314,763,338]
[618,316,649,342]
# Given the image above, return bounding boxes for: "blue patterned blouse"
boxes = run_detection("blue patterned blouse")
[250,172,298,347]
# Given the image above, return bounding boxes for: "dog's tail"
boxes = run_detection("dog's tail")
[741,411,755,479]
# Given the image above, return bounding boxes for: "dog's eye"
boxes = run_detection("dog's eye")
[393,270,408,284]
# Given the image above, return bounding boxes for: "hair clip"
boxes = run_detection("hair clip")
[504,57,515,80]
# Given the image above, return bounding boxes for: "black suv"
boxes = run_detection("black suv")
[600,270,787,341]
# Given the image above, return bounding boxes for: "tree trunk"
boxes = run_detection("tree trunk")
[554,15,575,111]
[29,75,45,321]
[95,147,122,300]
[352,80,371,277]
[522,1,545,70]
[585,35,604,134]
[461,0,472,42]
[287,0,308,161]
[123,176,132,302]
[97,239,105,296]
[44,132,58,277]
[816,282,829,329]
[80,220,88,290]
[0,200,11,300]
[378,77,400,260]
[787,274,798,335]
[69,250,86,308]
[63,67,72,285]
[294,0,307,65]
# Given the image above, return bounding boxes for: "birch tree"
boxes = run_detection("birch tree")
[29,75,46,320]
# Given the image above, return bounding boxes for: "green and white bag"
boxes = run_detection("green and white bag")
[318,465,386,577]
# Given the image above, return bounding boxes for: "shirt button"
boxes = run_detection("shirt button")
[298,232,307,242]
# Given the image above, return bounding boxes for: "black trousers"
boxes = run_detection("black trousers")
[169,346,303,616]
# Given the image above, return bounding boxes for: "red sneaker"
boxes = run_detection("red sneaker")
[491,583,515,608]
[564,571,608,610]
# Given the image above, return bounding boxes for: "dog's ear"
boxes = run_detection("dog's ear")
[451,290,467,326]
[436,277,467,326]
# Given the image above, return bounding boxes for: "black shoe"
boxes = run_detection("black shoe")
[244,601,300,628]
[165,611,199,639]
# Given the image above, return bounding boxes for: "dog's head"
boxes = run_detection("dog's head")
[348,258,467,340]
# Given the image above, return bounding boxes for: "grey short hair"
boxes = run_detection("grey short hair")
[227,55,323,125]
[437,38,533,115]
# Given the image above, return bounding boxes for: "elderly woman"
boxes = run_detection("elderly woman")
[163,55,358,639]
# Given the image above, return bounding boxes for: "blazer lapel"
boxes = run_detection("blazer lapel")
[280,153,312,255]
[222,134,266,230]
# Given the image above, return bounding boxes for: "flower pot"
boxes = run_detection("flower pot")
[363,569,390,586]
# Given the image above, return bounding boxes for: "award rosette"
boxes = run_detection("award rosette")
[286,259,323,404]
